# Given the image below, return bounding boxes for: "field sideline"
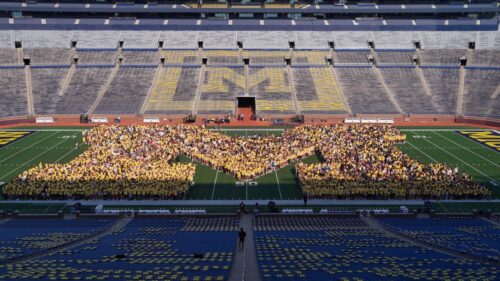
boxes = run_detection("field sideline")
[0,126,499,201]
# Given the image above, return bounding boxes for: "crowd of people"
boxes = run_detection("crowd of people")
[296,125,490,200]
[3,124,490,200]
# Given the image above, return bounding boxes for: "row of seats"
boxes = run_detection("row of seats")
[2,30,500,50]
[1,65,498,118]
[0,218,236,281]
[379,218,500,261]
[255,217,500,281]
[2,49,499,66]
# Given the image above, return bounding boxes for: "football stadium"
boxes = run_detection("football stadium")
[0,0,500,280]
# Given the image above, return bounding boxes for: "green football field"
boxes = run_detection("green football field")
[0,126,499,200]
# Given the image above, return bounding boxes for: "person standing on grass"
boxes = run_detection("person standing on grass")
[238,228,247,252]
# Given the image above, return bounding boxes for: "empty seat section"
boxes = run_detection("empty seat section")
[94,67,156,114]
[292,67,346,114]
[24,48,71,66]
[243,50,288,65]
[199,67,243,114]
[56,67,112,114]
[469,50,500,66]
[204,50,240,65]
[239,31,292,50]
[199,31,237,49]
[463,68,500,119]
[379,67,437,114]
[419,49,465,66]
[292,51,329,65]
[76,50,117,65]
[421,67,460,115]
[145,67,200,114]
[162,50,199,65]
[335,67,398,114]
[0,68,28,117]
[31,67,69,115]
[376,51,415,65]
[161,31,199,50]
[249,67,295,114]
[120,31,160,49]
[121,50,160,65]
[294,32,330,50]
[334,50,370,65]
[0,49,19,65]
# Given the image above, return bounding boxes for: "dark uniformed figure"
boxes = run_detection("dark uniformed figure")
[238,228,247,251]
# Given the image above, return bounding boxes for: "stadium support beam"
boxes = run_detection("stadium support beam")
[87,63,120,115]
[140,63,163,115]
[24,65,35,116]
[456,66,465,115]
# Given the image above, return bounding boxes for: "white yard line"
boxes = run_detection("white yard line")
[54,147,77,164]
[421,137,496,182]
[211,169,220,200]
[0,131,59,164]
[274,169,283,200]
[0,133,78,181]
[432,131,500,168]
[405,140,438,163]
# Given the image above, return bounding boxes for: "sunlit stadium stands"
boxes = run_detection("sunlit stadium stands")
[372,31,416,50]
[121,50,160,65]
[255,217,500,281]
[332,31,371,50]
[294,32,330,50]
[31,67,69,115]
[248,67,295,114]
[0,31,13,48]
[0,68,28,118]
[162,50,199,65]
[145,66,200,114]
[335,67,399,114]
[15,30,71,49]
[421,67,460,115]
[204,50,241,65]
[379,67,437,114]
[56,66,112,114]
[74,31,121,49]
[0,218,235,281]
[120,31,160,49]
[463,68,500,119]
[292,51,329,65]
[24,48,71,66]
[76,50,117,65]
[161,31,199,50]
[379,218,500,261]
[199,67,243,114]
[199,31,238,50]
[239,31,293,50]
[292,67,346,114]
[94,66,156,114]
[243,50,289,65]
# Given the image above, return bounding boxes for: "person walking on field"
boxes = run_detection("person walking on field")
[238,228,247,252]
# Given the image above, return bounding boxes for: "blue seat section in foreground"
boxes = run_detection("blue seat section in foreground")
[0,218,115,262]
[254,217,499,281]
[0,218,235,281]
[379,218,500,261]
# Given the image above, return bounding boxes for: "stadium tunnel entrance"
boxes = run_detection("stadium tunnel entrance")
[236,97,255,120]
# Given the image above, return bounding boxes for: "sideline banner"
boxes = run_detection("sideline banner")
[457,130,500,152]
[0,131,33,148]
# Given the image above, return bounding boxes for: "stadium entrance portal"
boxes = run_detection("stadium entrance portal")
[236,97,255,120]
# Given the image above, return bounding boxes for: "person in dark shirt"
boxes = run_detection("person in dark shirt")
[238,228,247,251]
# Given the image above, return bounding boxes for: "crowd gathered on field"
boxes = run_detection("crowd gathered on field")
[3,124,490,200]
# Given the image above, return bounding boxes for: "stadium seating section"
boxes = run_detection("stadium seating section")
[0,30,498,119]
[0,217,237,281]
[255,216,500,281]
